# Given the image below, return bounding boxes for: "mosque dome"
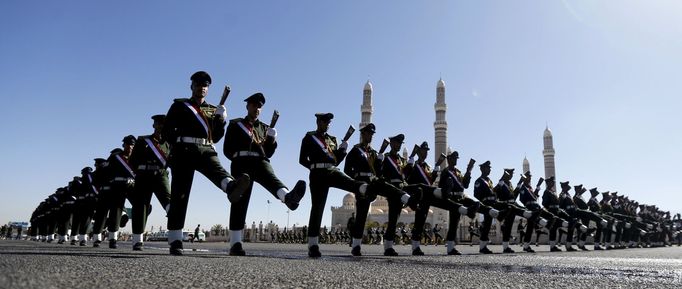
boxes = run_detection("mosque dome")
[342,193,356,208]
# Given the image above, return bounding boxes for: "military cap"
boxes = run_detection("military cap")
[81,167,93,174]
[503,168,514,176]
[190,71,211,85]
[360,123,376,133]
[523,170,532,177]
[611,191,618,196]
[244,92,265,106]
[110,148,123,154]
[315,113,334,121]
[602,191,611,198]
[447,151,459,159]
[151,114,165,122]
[559,181,569,186]
[479,160,491,167]
[546,176,555,183]
[519,173,528,181]
[419,141,430,151]
[574,184,584,194]
[122,135,136,145]
[389,134,405,143]
[94,158,106,164]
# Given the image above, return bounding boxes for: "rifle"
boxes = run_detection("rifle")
[342,125,355,142]
[435,153,447,167]
[219,86,231,105]
[466,158,476,173]
[409,144,419,159]
[378,139,390,154]
[269,110,280,128]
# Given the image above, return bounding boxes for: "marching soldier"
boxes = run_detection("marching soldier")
[129,114,171,251]
[408,141,473,256]
[299,113,375,257]
[223,92,306,255]
[517,172,557,253]
[438,151,502,255]
[70,167,98,246]
[495,168,547,253]
[103,135,137,248]
[573,184,608,250]
[343,123,421,256]
[474,161,536,254]
[541,176,571,252]
[599,191,616,249]
[56,182,77,244]
[558,181,594,251]
[67,176,84,245]
[162,71,250,255]
[90,157,112,247]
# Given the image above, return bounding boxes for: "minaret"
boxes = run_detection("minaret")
[543,126,556,191]
[360,80,373,141]
[434,79,447,165]
[523,156,530,174]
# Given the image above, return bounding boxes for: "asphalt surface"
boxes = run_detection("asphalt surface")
[1,240,681,288]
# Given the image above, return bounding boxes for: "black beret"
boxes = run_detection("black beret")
[81,167,93,174]
[94,158,107,164]
[151,114,165,122]
[523,170,532,177]
[122,135,136,145]
[419,141,430,150]
[479,160,491,167]
[190,71,212,85]
[389,134,405,143]
[560,181,569,187]
[447,151,459,159]
[503,168,514,176]
[315,113,334,121]
[110,148,123,154]
[545,176,555,182]
[360,123,376,133]
[244,93,265,106]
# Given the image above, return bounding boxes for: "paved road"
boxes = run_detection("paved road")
[1,240,680,288]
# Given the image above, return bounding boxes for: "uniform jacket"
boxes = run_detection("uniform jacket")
[224,118,277,161]
[299,131,346,168]
[343,143,381,179]
[163,98,226,145]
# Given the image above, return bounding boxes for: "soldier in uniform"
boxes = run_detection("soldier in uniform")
[162,71,250,255]
[56,182,77,244]
[129,114,171,251]
[223,93,306,256]
[517,173,558,253]
[598,191,616,249]
[299,112,377,257]
[103,135,137,249]
[67,176,85,245]
[343,123,421,256]
[438,151,501,255]
[540,176,571,252]
[557,181,593,251]
[70,167,98,246]
[408,141,477,255]
[573,184,609,251]
[90,157,110,247]
[474,161,536,254]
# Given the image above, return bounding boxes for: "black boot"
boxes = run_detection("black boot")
[284,181,306,211]
[229,242,246,256]
[226,174,251,203]
[169,240,183,256]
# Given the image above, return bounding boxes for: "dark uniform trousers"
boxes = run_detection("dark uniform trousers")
[229,158,286,230]
[412,190,465,242]
[168,143,234,231]
[447,195,495,242]
[547,208,571,242]
[307,168,364,238]
[577,209,606,242]
[57,205,74,238]
[479,200,527,242]
[383,181,412,242]
[131,170,170,235]
[91,191,111,237]
[70,199,95,237]
[350,177,409,240]
[106,181,132,234]
[520,204,558,243]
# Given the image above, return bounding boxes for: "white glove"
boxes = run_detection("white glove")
[267,128,277,138]
[377,154,384,161]
[215,105,227,119]
[408,157,415,165]
[339,141,348,151]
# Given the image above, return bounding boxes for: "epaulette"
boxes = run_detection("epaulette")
[306,131,317,136]
[173,98,189,102]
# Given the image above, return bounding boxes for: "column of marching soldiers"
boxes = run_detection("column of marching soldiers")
[26,71,682,257]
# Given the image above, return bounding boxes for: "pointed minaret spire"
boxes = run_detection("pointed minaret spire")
[434,78,447,165]
[360,80,373,141]
[523,156,530,174]
[543,126,556,191]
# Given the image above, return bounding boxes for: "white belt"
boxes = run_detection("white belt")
[177,136,212,145]
[310,163,334,169]
[355,172,374,177]
[233,151,261,158]
[138,164,162,170]
[113,177,132,182]
[389,178,403,183]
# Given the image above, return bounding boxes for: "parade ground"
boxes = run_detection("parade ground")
[0,240,680,288]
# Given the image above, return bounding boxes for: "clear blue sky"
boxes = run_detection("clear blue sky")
[1,1,680,232]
